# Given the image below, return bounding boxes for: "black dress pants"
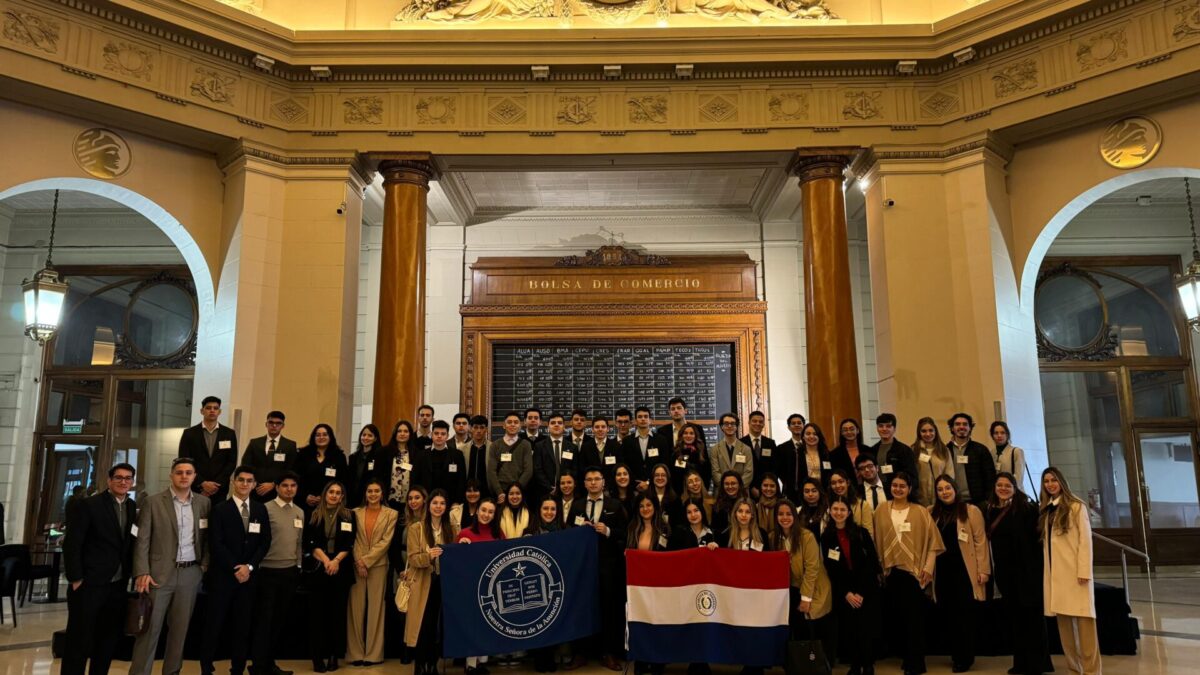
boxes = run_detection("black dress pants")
[415,574,443,667]
[1006,597,1051,675]
[885,570,927,673]
[834,590,880,669]
[251,567,299,673]
[63,580,127,675]
[308,576,350,661]
[202,578,257,673]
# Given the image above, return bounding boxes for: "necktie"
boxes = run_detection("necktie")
[871,485,880,510]
[588,499,598,522]
[116,498,126,534]
[754,438,761,455]
[240,500,250,531]
[269,438,276,453]
[554,439,561,463]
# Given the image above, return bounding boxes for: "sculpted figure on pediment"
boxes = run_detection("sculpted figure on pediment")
[397,0,834,23]
[399,0,555,22]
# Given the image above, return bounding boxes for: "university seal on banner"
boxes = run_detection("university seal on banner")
[478,544,566,639]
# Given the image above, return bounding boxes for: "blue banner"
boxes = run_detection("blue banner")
[440,527,599,658]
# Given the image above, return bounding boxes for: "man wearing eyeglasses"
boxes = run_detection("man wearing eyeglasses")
[241,410,298,502]
[62,463,138,675]
[710,412,754,488]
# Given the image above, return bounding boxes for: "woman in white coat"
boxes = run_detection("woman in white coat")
[1039,467,1100,675]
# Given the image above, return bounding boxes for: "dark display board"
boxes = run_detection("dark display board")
[490,344,736,437]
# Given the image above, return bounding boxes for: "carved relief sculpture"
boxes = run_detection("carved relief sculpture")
[344,96,384,124]
[699,95,738,123]
[992,58,1038,98]
[555,245,672,267]
[628,95,668,124]
[1076,27,1128,71]
[557,96,597,125]
[416,96,456,124]
[920,89,959,117]
[842,90,882,120]
[190,67,236,104]
[271,98,308,123]
[768,92,808,121]
[489,97,527,125]
[398,0,835,25]
[73,128,132,179]
[1175,1,1200,41]
[102,41,154,81]
[2,9,60,53]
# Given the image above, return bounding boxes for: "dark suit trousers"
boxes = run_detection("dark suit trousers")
[202,577,258,673]
[251,567,299,672]
[596,560,626,657]
[63,580,126,675]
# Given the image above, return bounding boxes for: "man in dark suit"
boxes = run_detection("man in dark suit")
[63,463,138,675]
[741,410,779,498]
[567,467,628,672]
[463,415,491,497]
[414,404,435,452]
[566,409,598,467]
[947,412,997,506]
[450,412,473,452]
[869,412,919,500]
[521,408,554,501]
[620,406,669,489]
[774,413,806,499]
[201,465,272,675]
[413,420,467,504]
[654,396,688,448]
[581,416,622,484]
[241,410,298,502]
[541,413,582,494]
[179,395,238,501]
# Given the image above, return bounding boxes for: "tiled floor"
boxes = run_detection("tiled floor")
[2,568,1197,674]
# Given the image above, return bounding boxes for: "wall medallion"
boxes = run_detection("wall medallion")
[2,9,60,54]
[416,96,456,124]
[73,128,132,179]
[557,96,597,125]
[768,92,808,122]
[1076,27,1127,72]
[1099,116,1162,169]
[699,95,737,123]
[271,97,308,123]
[841,90,881,120]
[489,97,527,125]
[102,40,154,81]
[919,88,959,118]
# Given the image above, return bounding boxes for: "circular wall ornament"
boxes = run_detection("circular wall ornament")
[73,128,132,179]
[1099,116,1162,169]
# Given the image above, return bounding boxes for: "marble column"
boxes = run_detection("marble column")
[793,149,862,434]
[373,157,433,430]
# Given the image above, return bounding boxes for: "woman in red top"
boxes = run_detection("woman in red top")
[457,499,503,674]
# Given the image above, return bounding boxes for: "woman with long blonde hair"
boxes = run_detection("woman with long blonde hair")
[1039,467,1100,675]
[912,417,951,506]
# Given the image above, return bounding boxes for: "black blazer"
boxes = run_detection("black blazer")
[821,523,882,599]
[986,499,1043,608]
[581,495,627,564]
[720,527,770,550]
[208,498,272,587]
[412,446,467,504]
[952,439,998,505]
[179,423,238,501]
[668,524,718,551]
[461,443,491,495]
[773,440,802,498]
[63,490,138,586]
[827,445,866,482]
[294,447,350,510]
[347,445,392,508]
[556,494,586,528]
[741,435,779,490]
[869,440,920,499]
[581,438,622,483]
[302,515,357,588]
[241,435,298,502]
[525,434,556,499]
[654,423,681,448]
[620,433,671,483]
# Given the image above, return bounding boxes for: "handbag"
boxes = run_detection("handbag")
[124,591,153,636]
[394,564,412,613]
[784,639,831,675]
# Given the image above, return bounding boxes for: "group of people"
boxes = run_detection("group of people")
[60,395,1102,675]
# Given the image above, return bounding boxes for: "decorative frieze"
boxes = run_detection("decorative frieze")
[2,8,58,53]
[991,57,1039,99]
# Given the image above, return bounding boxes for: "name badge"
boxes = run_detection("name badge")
[956,455,969,465]
[274,453,286,462]
[340,521,352,532]
[735,453,747,464]
[366,460,374,471]
[501,453,513,462]
[325,467,337,477]
[658,534,668,548]
[898,522,912,533]
[604,456,616,465]
[199,518,209,530]
[648,448,659,458]
[293,518,304,529]
[919,453,931,464]
[880,464,894,474]
[827,549,841,561]
[574,516,586,526]
[449,464,459,473]
[219,440,232,449]
[130,524,139,537]
[674,459,687,469]
[958,529,969,543]
[762,448,772,457]
[749,541,763,552]
[249,522,261,534]
[562,451,574,461]
[822,461,832,470]
[400,462,413,471]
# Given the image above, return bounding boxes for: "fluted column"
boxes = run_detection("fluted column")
[373,158,434,430]
[792,149,862,435]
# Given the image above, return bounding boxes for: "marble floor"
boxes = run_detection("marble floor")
[1,568,1197,674]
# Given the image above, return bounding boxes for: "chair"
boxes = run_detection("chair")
[0,556,19,626]
[22,544,58,605]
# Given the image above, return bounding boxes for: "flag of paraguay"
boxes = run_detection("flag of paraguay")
[626,548,791,667]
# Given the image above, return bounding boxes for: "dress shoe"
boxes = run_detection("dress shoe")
[272,668,294,675]
[327,657,340,671]
[562,656,587,671]
[476,666,490,675]
[953,663,973,673]
[312,660,328,674]
[601,656,623,672]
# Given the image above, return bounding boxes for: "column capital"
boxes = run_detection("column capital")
[789,148,859,184]
[373,153,437,190]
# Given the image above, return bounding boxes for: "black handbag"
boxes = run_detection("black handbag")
[784,639,831,675]
[124,592,152,636]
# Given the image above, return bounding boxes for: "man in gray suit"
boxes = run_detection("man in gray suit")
[129,457,211,675]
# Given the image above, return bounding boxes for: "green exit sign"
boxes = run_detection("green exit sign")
[62,419,85,434]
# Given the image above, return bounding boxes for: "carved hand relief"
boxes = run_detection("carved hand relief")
[2,9,60,54]
[73,128,132,179]
[841,90,882,120]
[628,95,668,124]
[768,92,808,121]
[919,89,959,117]
[556,95,597,125]
[190,67,236,104]
[992,58,1038,98]
[699,95,737,123]
[1175,1,1200,41]
[344,96,384,124]
[271,97,308,123]
[1076,27,1128,71]
[396,0,835,25]
[416,96,456,124]
[102,40,154,81]
[488,97,527,125]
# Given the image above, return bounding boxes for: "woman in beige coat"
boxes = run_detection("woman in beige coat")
[405,488,456,675]
[930,475,990,673]
[875,472,944,675]
[771,501,835,672]
[1040,468,1100,675]
[347,479,398,666]
[912,417,952,507]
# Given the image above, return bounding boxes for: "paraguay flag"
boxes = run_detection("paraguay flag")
[626,548,791,667]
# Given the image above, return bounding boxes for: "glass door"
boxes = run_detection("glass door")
[33,438,101,539]
[1133,429,1200,563]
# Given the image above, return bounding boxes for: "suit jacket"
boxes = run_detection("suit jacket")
[620,433,671,483]
[773,440,805,498]
[347,446,392,507]
[557,494,585,528]
[710,437,754,487]
[741,434,779,490]
[581,437,623,483]
[869,439,920,500]
[294,447,350,510]
[528,434,558,500]
[950,439,998,505]
[581,494,627,565]
[413,446,467,503]
[208,497,271,588]
[821,523,882,599]
[558,434,593,482]
[487,438,533,496]
[241,435,298,501]
[461,443,491,495]
[352,506,398,570]
[132,489,211,585]
[64,490,138,586]
[654,423,685,449]
[180,423,238,501]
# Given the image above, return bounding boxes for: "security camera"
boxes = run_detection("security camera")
[336,201,347,215]
[883,198,896,207]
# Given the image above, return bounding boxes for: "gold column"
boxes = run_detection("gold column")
[373,158,434,430]
[792,150,862,435]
